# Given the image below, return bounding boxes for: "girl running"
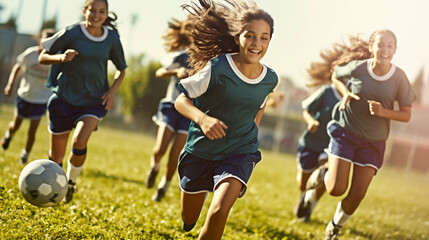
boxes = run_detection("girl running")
[175,0,277,239]
[146,16,193,202]
[306,30,416,239]
[38,0,127,203]
[1,29,55,164]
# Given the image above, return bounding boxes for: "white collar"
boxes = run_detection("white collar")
[367,58,396,81]
[80,22,108,42]
[226,53,267,84]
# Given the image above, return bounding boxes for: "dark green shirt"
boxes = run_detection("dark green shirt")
[334,59,416,141]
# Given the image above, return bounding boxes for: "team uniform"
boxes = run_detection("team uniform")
[42,22,127,134]
[14,46,52,119]
[177,53,278,197]
[328,59,416,170]
[297,84,341,172]
[152,50,191,134]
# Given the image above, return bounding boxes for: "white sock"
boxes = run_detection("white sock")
[304,189,317,203]
[4,130,10,138]
[333,201,352,227]
[21,149,29,156]
[157,176,170,191]
[67,159,83,184]
[150,156,160,171]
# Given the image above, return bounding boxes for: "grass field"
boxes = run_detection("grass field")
[1,104,429,240]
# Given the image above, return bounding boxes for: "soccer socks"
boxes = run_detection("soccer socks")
[67,159,83,183]
[304,188,317,203]
[157,176,170,191]
[333,201,352,227]
[150,156,160,172]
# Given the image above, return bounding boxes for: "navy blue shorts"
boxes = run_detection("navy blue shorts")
[47,95,107,134]
[326,121,385,170]
[15,96,47,120]
[296,144,328,172]
[152,101,190,134]
[178,151,262,198]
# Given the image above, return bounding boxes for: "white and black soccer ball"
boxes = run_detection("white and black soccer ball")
[18,159,68,207]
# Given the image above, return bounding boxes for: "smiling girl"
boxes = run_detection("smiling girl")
[174,0,277,239]
[38,0,127,203]
[306,29,416,239]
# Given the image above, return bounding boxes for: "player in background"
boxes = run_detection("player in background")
[306,30,416,239]
[1,29,55,164]
[175,0,278,239]
[38,0,127,203]
[146,16,193,202]
[293,82,341,222]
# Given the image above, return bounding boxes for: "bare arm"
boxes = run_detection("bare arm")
[4,63,22,96]
[332,72,360,111]
[102,69,126,110]
[368,101,412,122]
[302,110,319,133]
[38,49,78,65]
[254,106,265,127]
[155,67,188,79]
[174,93,228,140]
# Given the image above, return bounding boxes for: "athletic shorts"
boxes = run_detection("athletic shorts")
[15,96,47,120]
[178,151,262,198]
[326,120,385,171]
[47,95,107,135]
[152,101,190,134]
[296,144,328,172]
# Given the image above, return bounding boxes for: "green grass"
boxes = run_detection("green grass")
[1,104,429,240]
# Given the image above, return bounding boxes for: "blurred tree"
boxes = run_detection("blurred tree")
[41,15,57,31]
[3,14,17,29]
[114,54,165,119]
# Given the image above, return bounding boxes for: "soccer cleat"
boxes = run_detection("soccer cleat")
[146,168,159,188]
[324,220,341,240]
[1,136,11,150]
[293,192,315,222]
[151,188,166,202]
[64,180,77,203]
[306,167,328,190]
[182,222,196,232]
[19,150,29,164]
[293,193,307,218]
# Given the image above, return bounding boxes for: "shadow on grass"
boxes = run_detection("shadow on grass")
[228,221,302,239]
[84,168,144,185]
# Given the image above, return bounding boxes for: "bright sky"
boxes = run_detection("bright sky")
[1,0,429,88]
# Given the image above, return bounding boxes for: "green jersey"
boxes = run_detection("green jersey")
[298,84,341,151]
[334,59,416,141]
[177,53,278,160]
[42,23,127,107]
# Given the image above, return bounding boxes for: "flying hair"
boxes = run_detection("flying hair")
[306,34,372,87]
[162,15,194,52]
[182,0,274,74]
[306,29,397,87]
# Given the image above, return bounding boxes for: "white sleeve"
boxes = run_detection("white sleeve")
[41,28,66,52]
[260,96,268,108]
[180,61,212,98]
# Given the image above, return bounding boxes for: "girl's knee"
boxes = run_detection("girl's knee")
[326,182,348,196]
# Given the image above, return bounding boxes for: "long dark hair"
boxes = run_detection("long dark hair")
[182,0,274,74]
[84,0,118,31]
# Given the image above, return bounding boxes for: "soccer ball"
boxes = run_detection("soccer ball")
[18,159,68,207]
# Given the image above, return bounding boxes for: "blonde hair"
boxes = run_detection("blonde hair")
[162,16,194,52]
[307,29,397,87]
